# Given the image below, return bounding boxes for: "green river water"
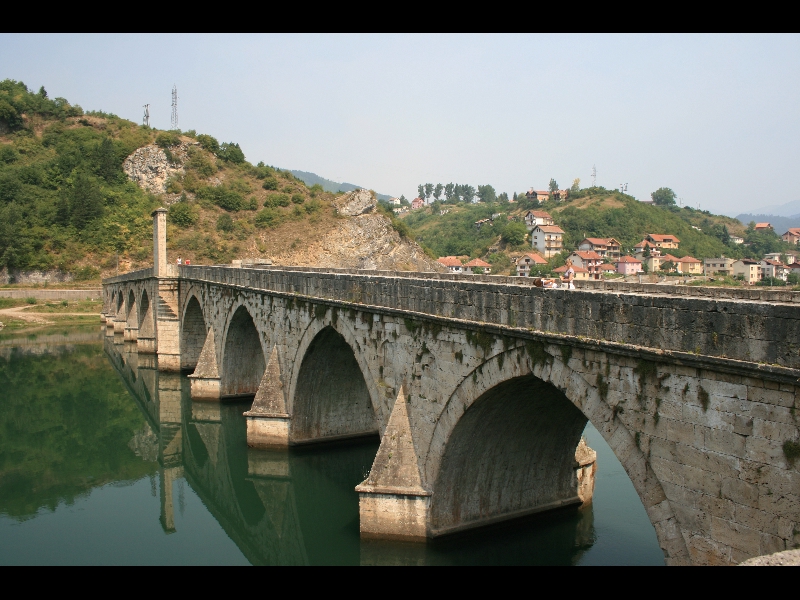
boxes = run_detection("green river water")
[0,325,664,565]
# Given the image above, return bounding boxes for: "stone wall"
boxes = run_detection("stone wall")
[0,267,75,285]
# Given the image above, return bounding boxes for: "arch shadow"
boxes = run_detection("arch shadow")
[181,295,207,372]
[221,305,265,398]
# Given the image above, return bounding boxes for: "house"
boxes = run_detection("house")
[437,256,463,273]
[729,235,744,245]
[474,218,491,229]
[754,223,773,231]
[671,255,702,275]
[601,263,618,276]
[516,253,547,277]
[782,228,800,245]
[577,237,621,260]
[523,210,554,231]
[526,189,551,203]
[644,234,680,249]
[392,206,409,215]
[616,255,643,275]
[763,252,791,264]
[569,250,604,280]
[760,259,789,282]
[633,240,661,259]
[703,257,735,276]
[530,225,564,258]
[733,259,760,284]
[554,264,589,281]
[788,263,800,278]
[464,258,492,274]
[411,197,424,210]
[389,197,401,205]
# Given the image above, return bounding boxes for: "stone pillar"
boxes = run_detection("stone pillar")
[152,207,168,278]
[244,346,290,447]
[188,328,221,399]
[575,437,597,505]
[124,325,138,342]
[159,466,178,534]
[356,387,431,541]
[155,279,181,371]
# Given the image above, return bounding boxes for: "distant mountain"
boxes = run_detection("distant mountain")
[289,170,392,202]
[747,199,800,218]
[734,213,800,234]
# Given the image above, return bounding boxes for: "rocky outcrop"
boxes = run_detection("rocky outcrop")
[123,143,192,195]
[334,189,375,216]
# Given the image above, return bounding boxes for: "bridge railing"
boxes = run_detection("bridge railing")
[103,267,154,285]
[177,264,800,370]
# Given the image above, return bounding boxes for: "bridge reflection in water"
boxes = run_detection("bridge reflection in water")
[105,336,599,566]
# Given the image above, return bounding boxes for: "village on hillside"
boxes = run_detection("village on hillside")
[407,188,800,286]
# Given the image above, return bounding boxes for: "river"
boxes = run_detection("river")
[0,325,664,565]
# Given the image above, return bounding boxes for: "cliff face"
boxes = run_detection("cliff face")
[122,143,192,195]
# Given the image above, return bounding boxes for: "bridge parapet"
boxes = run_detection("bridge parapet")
[178,265,800,370]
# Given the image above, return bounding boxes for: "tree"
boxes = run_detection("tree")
[70,172,104,230]
[96,137,118,183]
[417,184,425,200]
[197,134,219,154]
[461,185,476,203]
[399,195,408,206]
[502,221,527,246]
[444,183,455,201]
[570,178,581,194]
[549,178,559,193]
[651,187,677,206]
[512,192,517,202]
[434,184,443,201]
[218,142,245,164]
[424,183,434,200]
[38,86,47,98]
[498,192,509,203]
[477,184,496,203]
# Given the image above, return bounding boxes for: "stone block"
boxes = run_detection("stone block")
[704,428,746,458]
[720,477,759,508]
[710,516,762,555]
[245,413,289,448]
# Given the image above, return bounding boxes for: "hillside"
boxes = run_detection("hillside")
[289,170,392,202]
[401,188,790,275]
[0,80,439,280]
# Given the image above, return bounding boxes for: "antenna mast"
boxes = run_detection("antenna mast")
[170,85,178,130]
[591,165,597,187]
[142,104,150,127]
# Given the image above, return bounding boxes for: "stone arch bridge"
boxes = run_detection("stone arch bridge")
[102,224,800,566]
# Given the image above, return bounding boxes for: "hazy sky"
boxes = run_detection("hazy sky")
[2,33,798,216]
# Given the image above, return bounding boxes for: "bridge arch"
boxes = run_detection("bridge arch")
[181,294,207,372]
[116,291,124,316]
[288,312,381,444]
[424,343,687,564]
[126,289,137,327]
[139,289,154,338]
[221,304,266,398]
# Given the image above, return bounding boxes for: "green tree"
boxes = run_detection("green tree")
[216,213,234,232]
[96,137,118,183]
[498,192,509,203]
[218,142,245,164]
[69,172,104,230]
[417,184,425,200]
[477,184,496,203]
[168,200,198,227]
[399,195,408,205]
[461,184,476,203]
[424,183,434,200]
[434,183,443,200]
[196,134,219,154]
[444,183,455,201]
[651,187,677,206]
[570,178,581,194]
[549,178,559,193]
[501,221,527,246]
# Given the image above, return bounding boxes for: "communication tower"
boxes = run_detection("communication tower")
[142,104,150,127]
[170,85,178,130]
[591,165,596,187]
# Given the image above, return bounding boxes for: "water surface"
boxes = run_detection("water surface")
[0,326,664,565]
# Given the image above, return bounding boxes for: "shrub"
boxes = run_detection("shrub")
[0,145,19,164]
[216,214,234,232]
[788,273,800,285]
[262,177,278,191]
[501,221,528,246]
[248,197,258,210]
[165,177,182,194]
[168,201,199,227]
[25,297,37,304]
[72,266,100,281]
[291,193,305,205]
[217,142,245,164]
[282,185,293,193]
[255,208,282,229]
[196,185,245,212]
[756,277,787,287]
[305,199,321,214]
[196,134,219,154]
[155,131,181,148]
[265,193,290,208]
[187,150,215,177]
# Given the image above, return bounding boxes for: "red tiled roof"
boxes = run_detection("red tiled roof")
[582,238,611,246]
[520,253,547,264]
[526,211,552,218]
[755,223,771,229]
[647,234,680,242]
[783,228,800,235]
[465,258,491,268]
[554,265,588,273]
[634,240,656,249]
[533,225,564,234]
[437,256,463,267]
[572,250,603,260]
[762,259,785,267]
[675,255,701,263]
[601,264,617,271]
[617,256,641,263]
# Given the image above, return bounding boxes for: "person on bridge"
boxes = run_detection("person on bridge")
[561,259,576,289]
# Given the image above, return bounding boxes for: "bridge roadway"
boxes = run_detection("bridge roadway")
[102,259,800,566]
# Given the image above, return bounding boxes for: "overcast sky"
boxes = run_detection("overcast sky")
[2,33,798,216]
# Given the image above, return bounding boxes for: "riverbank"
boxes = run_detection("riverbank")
[0,298,102,329]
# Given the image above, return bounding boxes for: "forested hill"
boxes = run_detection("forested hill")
[0,79,437,279]
[289,170,391,201]
[401,189,790,275]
